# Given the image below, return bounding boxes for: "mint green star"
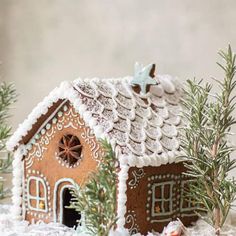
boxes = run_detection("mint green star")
[131,62,156,94]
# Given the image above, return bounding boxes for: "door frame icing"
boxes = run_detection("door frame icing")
[53,178,76,223]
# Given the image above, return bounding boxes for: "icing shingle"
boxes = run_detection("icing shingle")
[73,76,182,162]
[7,75,183,166]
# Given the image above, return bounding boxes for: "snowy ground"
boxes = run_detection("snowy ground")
[1,204,236,236]
[0,205,76,236]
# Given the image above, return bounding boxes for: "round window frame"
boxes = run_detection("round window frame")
[58,134,83,167]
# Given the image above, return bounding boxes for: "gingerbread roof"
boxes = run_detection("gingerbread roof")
[7,75,183,167]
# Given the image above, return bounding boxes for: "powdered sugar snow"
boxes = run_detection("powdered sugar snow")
[0,205,76,236]
[1,204,236,236]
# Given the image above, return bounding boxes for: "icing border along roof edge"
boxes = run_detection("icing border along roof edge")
[7,78,133,151]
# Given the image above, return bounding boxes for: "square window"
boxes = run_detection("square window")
[151,181,174,217]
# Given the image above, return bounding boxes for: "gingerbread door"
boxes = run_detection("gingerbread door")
[61,187,81,227]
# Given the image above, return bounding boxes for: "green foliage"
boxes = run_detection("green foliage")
[69,139,117,236]
[0,82,17,199]
[180,45,236,235]
[0,152,12,173]
[0,82,17,151]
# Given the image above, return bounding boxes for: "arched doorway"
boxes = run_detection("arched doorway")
[61,187,81,228]
[53,178,81,227]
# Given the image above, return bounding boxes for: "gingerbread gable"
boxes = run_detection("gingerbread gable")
[23,103,101,224]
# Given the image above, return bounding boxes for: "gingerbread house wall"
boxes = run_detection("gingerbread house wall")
[125,163,198,235]
[22,102,102,223]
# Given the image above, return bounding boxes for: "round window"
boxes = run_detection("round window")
[58,134,82,166]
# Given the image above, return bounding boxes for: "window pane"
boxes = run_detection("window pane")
[30,199,37,208]
[154,201,162,214]
[29,179,37,196]
[39,181,45,198]
[164,201,171,212]
[164,184,170,199]
[155,185,161,198]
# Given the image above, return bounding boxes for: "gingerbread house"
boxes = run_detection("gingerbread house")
[7,64,198,235]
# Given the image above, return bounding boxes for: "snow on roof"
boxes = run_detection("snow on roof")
[7,75,183,167]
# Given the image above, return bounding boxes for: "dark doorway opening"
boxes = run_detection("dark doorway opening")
[62,188,81,228]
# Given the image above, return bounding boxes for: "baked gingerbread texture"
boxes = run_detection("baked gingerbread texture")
[7,65,198,234]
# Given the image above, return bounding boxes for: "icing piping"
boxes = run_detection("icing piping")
[125,210,139,235]
[25,104,101,170]
[11,145,26,220]
[24,170,51,220]
[27,99,68,145]
[127,168,145,189]
[116,164,129,230]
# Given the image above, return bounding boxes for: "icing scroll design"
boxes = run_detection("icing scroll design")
[81,126,101,161]
[81,127,94,141]
[125,210,139,235]
[128,168,145,189]
[25,104,100,169]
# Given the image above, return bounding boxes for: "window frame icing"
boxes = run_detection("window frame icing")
[27,176,48,213]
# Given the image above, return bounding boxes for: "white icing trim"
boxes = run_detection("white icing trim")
[11,145,26,220]
[118,152,182,168]
[53,178,76,222]
[116,164,129,229]
[27,99,68,146]
[22,169,26,220]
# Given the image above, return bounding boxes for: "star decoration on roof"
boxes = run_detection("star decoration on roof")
[131,62,157,94]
